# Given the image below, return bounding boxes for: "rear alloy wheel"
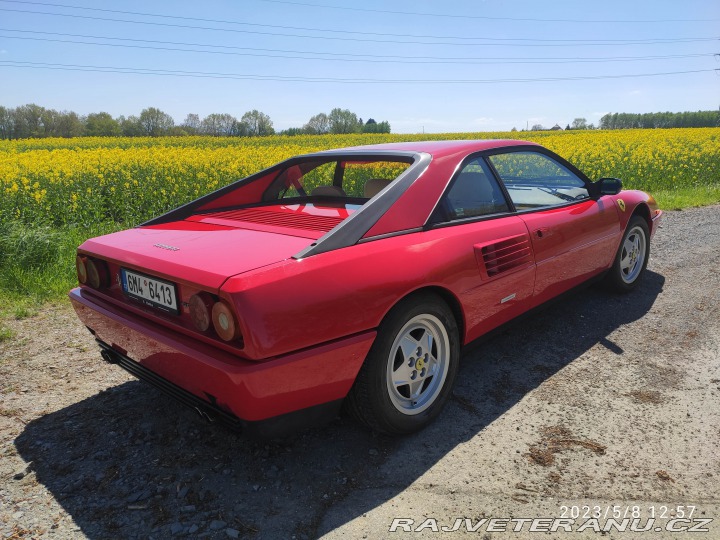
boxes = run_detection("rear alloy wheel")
[347,293,459,435]
[605,215,650,292]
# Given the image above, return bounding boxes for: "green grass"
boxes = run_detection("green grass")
[652,186,720,211]
[0,325,13,342]
[0,221,121,319]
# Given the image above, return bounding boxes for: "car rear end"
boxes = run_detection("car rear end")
[69,211,375,436]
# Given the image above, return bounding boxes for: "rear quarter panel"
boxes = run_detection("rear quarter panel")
[224,216,538,359]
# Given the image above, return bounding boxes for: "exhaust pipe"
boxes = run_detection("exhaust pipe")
[100,349,119,364]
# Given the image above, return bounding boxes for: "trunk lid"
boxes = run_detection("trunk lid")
[79,220,313,290]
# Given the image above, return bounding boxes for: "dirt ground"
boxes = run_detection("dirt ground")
[1,205,719,539]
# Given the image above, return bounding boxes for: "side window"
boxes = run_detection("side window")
[438,158,509,221]
[487,151,589,210]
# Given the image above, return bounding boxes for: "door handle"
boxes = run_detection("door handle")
[534,227,549,238]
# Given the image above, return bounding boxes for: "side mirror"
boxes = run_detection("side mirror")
[596,177,623,196]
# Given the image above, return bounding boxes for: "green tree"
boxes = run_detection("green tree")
[200,113,239,136]
[0,106,14,139]
[303,113,330,134]
[138,107,175,136]
[54,111,85,137]
[282,127,305,136]
[328,108,361,134]
[85,112,121,136]
[362,118,391,133]
[571,118,588,130]
[181,113,201,135]
[240,110,274,136]
[12,104,45,138]
[117,115,144,136]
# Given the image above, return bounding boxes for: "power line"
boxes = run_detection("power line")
[251,0,720,23]
[2,32,715,66]
[0,0,714,42]
[0,60,715,84]
[0,7,717,47]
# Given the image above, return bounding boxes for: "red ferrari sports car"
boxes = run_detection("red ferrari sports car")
[70,140,662,436]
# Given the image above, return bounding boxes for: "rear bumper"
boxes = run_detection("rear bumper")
[69,287,374,431]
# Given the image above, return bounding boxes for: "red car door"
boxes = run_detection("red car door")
[429,157,537,343]
[486,150,621,304]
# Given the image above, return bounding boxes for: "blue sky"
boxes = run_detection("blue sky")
[0,0,718,133]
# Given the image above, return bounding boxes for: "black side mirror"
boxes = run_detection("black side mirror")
[595,177,623,197]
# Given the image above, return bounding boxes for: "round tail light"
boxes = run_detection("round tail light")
[76,255,88,284]
[86,258,109,289]
[189,293,214,332]
[212,300,240,341]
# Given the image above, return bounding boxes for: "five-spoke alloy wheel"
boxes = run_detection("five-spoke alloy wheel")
[605,215,650,292]
[385,314,450,415]
[347,293,459,435]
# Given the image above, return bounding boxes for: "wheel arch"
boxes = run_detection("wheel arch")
[631,202,652,230]
[383,286,466,347]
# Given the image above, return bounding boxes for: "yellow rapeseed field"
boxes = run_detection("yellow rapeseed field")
[1,128,718,227]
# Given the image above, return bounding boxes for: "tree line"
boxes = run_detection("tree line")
[0,104,391,139]
[522,110,719,132]
[599,110,719,130]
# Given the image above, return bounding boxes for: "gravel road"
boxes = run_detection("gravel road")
[1,205,719,539]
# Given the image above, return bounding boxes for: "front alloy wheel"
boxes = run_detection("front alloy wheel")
[605,215,650,292]
[619,225,647,284]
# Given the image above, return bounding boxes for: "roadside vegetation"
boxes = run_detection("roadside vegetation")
[0,127,718,311]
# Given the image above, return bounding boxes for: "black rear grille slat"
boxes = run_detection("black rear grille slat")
[96,340,243,431]
[208,208,343,233]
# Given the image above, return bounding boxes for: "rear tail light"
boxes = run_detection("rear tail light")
[76,255,88,284]
[86,258,109,289]
[189,293,214,332]
[212,300,241,341]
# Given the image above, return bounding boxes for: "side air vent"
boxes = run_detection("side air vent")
[476,235,532,278]
[199,208,344,233]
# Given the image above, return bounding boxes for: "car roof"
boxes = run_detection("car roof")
[319,139,540,158]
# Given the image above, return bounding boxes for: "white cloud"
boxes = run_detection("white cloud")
[472,117,496,126]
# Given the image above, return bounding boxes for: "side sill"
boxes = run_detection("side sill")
[461,271,608,355]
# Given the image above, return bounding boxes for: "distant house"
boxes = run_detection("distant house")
[550,124,563,131]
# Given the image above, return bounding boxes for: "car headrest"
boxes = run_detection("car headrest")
[311,185,347,197]
[364,178,391,198]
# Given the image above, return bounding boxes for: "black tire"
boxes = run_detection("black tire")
[346,292,460,435]
[604,215,650,293]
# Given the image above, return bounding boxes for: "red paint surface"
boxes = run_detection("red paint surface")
[70,288,374,421]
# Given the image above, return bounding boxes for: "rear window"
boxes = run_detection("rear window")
[263,159,411,201]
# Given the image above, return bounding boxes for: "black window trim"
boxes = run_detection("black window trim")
[426,145,595,230]
[292,150,432,258]
[484,146,594,216]
[143,150,420,228]
[425,149,515,230]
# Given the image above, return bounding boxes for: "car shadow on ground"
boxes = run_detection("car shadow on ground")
[15,271,664,539]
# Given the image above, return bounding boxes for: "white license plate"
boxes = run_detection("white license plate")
[121,268,179,314]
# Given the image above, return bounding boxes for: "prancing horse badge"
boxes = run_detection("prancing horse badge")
[617,199,626,212]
